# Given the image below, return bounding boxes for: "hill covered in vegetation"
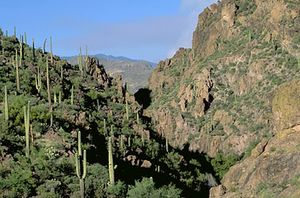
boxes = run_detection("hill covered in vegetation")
[0,27,225,198]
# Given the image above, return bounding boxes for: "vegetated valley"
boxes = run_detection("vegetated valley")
[0,0,299,197]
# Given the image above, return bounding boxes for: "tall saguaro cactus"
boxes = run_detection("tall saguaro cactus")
[71,85,74,105]
[24,101,30,157]
[13,26,16,38]
[85,46,88,72]
[78,47,83,74]
[4,86,8,121]
[15,49,20,92]
[75,131,87,198]
[108,125,115,186]
[166,138,169,153]
[32,39,36,62]
[43,38,47,53]
[46,59,53,126]
[24,32,27,44]
[50,36,53,64]
[19,36,23,61]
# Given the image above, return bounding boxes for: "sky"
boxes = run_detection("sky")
[0,0,217,63]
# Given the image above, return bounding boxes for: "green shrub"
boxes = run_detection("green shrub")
[127,178,181,198]
[211,152,240,179]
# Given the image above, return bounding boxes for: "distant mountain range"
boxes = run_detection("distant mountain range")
[63,54,155,93]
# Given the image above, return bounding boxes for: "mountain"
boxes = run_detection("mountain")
[0,28,219,197]
[0,0,299,197]
[63,53,155,93]
[141,0,300,197]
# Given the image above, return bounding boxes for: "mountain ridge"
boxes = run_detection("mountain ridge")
[63,53,155,93]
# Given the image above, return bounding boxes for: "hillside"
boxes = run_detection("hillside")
[64,54,154,93]
[143,0,300,197]
[0,28,226,198]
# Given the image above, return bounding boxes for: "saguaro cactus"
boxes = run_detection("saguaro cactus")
[43,38,47,53]
[78,47,83,74]
[46,59,51,107]
[46,58,53,126]
[71,85,74,105]
[15,49,20,92]
[54,91,57,104]
[165,138,169,153]
[85,46,88,71]
[35,65,42,93]
[60,65,63,82]
[108,125,115,186]
[75,131,87,198]
[32,39,36,62]
[19,36,23,61]
[24,101,30,157]
[4,86,8,120]
[58,91,62,104]
[24,32,27,44]
[50,36,53,64]
[13,26,16,38]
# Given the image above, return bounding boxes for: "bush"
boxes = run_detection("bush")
[211,152,240,179]
[127,178,181,198]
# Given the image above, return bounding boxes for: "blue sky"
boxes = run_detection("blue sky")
[0,0,217,62]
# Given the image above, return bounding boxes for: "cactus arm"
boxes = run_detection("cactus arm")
[82,150,87,179]
[50,36,53,64]
[43,38,47,53]
[78,131,82,156]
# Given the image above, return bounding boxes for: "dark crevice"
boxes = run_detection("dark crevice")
[204,94,214,112]
[134,88,152,109]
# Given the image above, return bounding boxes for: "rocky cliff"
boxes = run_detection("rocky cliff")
[145,0,299,196]
[210,80,300,197]
[147,0,299,157]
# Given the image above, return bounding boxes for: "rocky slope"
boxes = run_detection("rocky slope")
[144,0,299,196]
[210,80,300,197]
[146,0,299,156]
[64,54,154,93]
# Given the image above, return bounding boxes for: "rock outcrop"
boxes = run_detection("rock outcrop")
[210,80,300,197]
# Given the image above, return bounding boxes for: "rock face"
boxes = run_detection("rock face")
[87,57,111,88]
[210,80,300,197]
[147,0,300,158]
